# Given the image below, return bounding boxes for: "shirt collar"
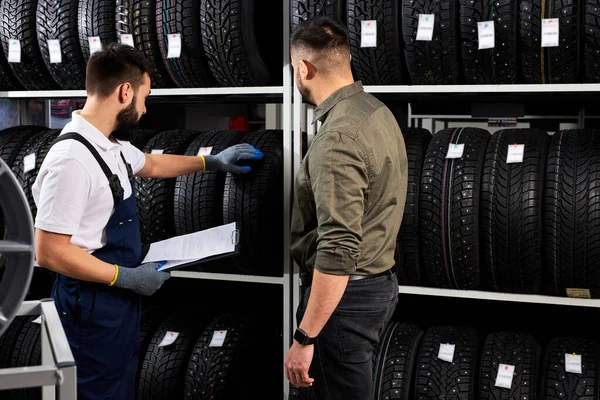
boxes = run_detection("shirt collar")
[70,111,120,151]
[312,81,364,124]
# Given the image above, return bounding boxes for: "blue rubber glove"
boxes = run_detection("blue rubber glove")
[204,144,264,174]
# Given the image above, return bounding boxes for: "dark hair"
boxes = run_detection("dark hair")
[85,42,152,98]
[290,16,349,53]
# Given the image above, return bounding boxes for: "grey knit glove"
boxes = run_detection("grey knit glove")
[203,143,263,174]
[114,262,171,296]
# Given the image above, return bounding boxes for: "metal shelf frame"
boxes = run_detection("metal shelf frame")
[0,300,77,399]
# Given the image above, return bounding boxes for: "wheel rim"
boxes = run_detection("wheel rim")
[0,157,34,338]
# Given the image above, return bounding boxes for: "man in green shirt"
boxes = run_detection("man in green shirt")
[284,16,408,400]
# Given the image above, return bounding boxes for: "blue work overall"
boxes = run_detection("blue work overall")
[50,132,142,400]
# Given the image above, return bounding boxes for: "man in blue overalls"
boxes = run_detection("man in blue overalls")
[32,43,262,399]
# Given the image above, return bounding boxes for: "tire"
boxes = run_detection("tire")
[519,0,580,83]
[414,326,479,399]
[396,128,431,286]
[78,0,117,62]
[223,130,283,275]
[292,0,345,29]
[10,319,41,400]
[460,0,518,84]
[173,130,244,236]
[184,314,252,399]
[419,127,490,289]
[544,129,600,297]
[372,321,423,399]
[137,312,209,400]
[131,129,159,151]
[584,0,600,82]
[0,0,60,90]
[115,0,133,37]
[11,129,60,221]
[136,306,170,398]
[156,0,216,88]
[37,0,86,89]
[402,0,460,84]
[0,125,48,168]
[0,43,22,90]
[481,128,549,294]
[541,337,600,399]
[200,0,283,86]
[0,316,28,368]
[132,0,174,88]
[135,129,200,245]
[479,331,541,400]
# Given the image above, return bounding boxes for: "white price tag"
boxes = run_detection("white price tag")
[438,343,455,363]
[48,40,61,64]
[446,143,464,159]
[477,21,495,49]
[565,353,582,374]
[151,149,164,155]
[167,33,182,58]
[416,14,435,41]
[120,34,134,47]
[506,144,525,163]
[24,153,36,173]
[32,316,42,324]
[209,330,227,347]
[541,19,559,47]
[158,331,179,347]
[88,36,102,55]
[360,20,377,48]
[8,39,21,63]
[197,146,213,156]
[495,364,515,389]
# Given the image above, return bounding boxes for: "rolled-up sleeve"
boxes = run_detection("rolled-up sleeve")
[309,131,368,275]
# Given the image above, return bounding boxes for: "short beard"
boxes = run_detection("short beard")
[296,70,316,106]
[110,96,140,142]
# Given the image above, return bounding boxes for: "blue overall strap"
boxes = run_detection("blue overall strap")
[52,132,124,207]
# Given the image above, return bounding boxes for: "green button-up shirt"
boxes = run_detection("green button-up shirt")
[290,81,408,276]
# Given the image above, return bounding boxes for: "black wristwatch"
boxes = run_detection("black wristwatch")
[294,328,316,345]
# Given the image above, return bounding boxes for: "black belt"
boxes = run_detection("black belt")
[299,268,394,287]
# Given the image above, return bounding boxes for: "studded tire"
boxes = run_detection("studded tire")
[543,129,600,298]
[460,0,518,83]
[135,129,199,245]
[419,127,490,289]
[414,326,479,399]
[292,0,345,29]
[347,0,406,85]
[481,128,549,294]
[174,130,244,236]
[479,331,541,400]
[223,130,283,275]
[372,322,423,399]
[541,337,600,399]
[396,128,431,286]
[584,0,600,82]
[78,0,118,62]
[402,0,461,84]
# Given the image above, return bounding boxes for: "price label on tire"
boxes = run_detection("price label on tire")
[167,33,182,58]
[416,14,435,41]
[495,364,515,389]
[360,20,377,47]
[209,330,227,347]
[24,153,36,173]
[438,343,455,362]
[477,21,495,49]
[48,40,61,64]
[446,143,464,159]
[88,36,102,55]
[158,331,179,347]
[120,34,134,47]
[541,19,559,47]
[8,39,21,63]
[565,353,582,374]
[151,149,164,155]
[506,144,524,163]
[197,146,213,156]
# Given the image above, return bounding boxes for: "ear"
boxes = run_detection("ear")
[118,82,133,104]
[299,59,316,80]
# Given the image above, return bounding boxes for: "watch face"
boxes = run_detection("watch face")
[295,328,308,344]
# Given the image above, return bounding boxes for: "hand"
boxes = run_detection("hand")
[113,261,170,296]
[204,144,263,174]
[284,340,315,388]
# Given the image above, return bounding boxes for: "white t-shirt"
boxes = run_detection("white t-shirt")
[32,111,146,253]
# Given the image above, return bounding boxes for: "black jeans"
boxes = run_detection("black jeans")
[296,270,398,400]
